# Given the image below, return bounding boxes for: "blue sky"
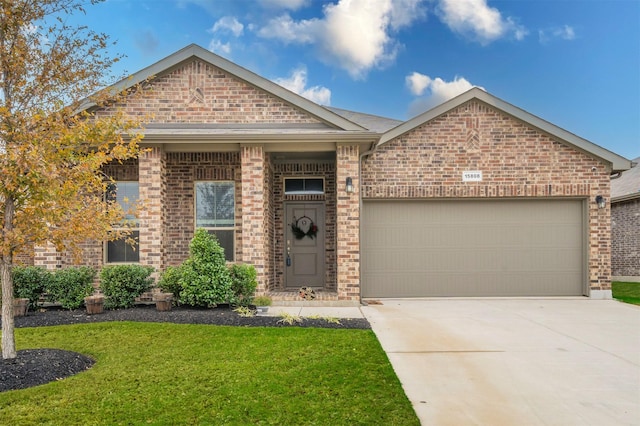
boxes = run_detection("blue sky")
[73,0,638,159]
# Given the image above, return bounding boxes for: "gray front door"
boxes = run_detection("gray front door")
[285,202,325,289]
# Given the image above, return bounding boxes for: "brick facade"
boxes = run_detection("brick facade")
[95,60,321,125]
[33,50,620,301]
[361,100,612,293]
[612,198,640,279]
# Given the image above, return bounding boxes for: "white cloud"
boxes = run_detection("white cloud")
[436,0,527,44]
[208,39,232,56]
[258,0,427,79]
[406,72,480,116]
[406,72,432,96]
[210,16,244,37]
[539,25,576,44]
[257,13,318,44]
[258,0,309,10]
[274,67,331,105]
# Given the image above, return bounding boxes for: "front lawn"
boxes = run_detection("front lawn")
[612,281,640,306]
[1,322,419,425]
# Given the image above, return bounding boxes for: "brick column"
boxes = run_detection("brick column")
[241,145,268,293]
[589,179,612,299]
[336,144,360,301]
[138,146,166,278]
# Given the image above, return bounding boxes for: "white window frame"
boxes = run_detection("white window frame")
[194,181,235,261]
[104,181,140,264]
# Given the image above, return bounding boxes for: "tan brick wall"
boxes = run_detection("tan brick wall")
[612,198,640,278]
[362,100,611,292]
[337,144,360,300]
[96,59,322,124]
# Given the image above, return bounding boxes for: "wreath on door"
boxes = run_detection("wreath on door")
[291,215,318,240]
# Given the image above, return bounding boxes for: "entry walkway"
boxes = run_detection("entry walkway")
[362,299,640,425]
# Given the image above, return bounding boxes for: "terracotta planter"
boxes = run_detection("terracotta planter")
[154,293,173,312]
[84,296,105,315]
[13,298,29,317]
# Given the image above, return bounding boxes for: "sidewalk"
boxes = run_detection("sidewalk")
[266,305,365,319]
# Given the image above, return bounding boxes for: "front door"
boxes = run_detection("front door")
[285,202,325,289]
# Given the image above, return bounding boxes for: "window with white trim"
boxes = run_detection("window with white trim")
[195,181,235,261]
[284,178,324,195]
[105,181,139,263]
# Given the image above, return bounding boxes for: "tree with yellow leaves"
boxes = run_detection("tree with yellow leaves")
[1,0,144,359]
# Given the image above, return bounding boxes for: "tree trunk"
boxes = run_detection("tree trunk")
[1,197,16,359]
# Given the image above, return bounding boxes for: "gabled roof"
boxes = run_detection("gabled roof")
[378,87,633,172]
[84,44,366,132]
[612,157,640,202]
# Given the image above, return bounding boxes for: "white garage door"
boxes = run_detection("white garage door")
[362,199,585,297]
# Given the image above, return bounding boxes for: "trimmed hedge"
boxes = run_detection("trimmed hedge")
[100,265,154,309]
[12,266,51,310]
[48,267,96,310]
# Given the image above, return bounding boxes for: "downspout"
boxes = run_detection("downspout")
[358,140,378,305]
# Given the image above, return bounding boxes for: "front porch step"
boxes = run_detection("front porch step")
[268,291,361,307]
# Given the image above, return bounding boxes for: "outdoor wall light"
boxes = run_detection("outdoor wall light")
[595,195,606,209]
[346,177,354,193]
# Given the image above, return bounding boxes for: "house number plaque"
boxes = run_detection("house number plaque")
[462,170,483,182]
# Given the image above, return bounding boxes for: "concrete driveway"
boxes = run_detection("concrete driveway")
[362,299,640,425]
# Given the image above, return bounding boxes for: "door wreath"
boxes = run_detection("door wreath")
[290,215,318,240]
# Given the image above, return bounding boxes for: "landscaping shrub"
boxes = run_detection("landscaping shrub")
[47,267,96,310]
[179,229,232,307]
[12,266,52,310]
[158,265,183,301]
[229,263,257,306]
[100,265,155,309]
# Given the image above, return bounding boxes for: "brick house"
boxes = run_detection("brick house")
[611,157,640,282]
[32,44,632,302]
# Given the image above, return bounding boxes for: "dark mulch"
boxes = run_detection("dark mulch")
[1,304,370,393]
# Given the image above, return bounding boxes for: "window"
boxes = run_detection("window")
[105,182,139,263]
[195,181,235,261]
[284,178,324,195]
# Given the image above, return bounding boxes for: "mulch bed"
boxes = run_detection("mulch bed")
[1,305,370,393]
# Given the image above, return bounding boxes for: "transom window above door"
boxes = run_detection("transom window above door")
[284,178,325,195]
[195,181,235,261]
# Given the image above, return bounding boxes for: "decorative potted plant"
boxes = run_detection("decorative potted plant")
[13,297,29,317]
[253,295,272,315]
[84,294,105,315]
[153,292,174,312]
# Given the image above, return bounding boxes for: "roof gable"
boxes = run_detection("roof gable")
[379,87,632,172]
[612,156,640,201]
[86,44,365,132]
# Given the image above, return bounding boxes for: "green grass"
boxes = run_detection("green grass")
[612,281,640,306]
[1,323,419,425]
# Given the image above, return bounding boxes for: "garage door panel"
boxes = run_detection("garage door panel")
[362,200,585,297]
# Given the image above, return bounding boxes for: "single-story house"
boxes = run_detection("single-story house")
[611,156,640,282]
[30,44,633,302]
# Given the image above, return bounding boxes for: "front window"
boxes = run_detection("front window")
[105,181,139,263]
[195,181,235,261]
